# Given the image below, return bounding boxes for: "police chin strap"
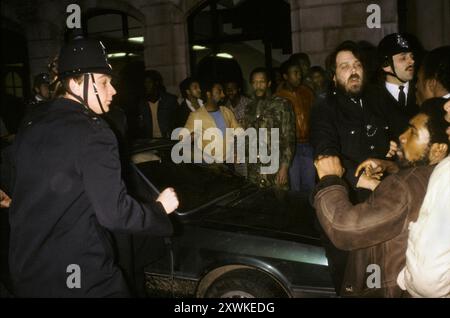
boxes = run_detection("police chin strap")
[384,59,407,84]
[66,73,91,111]
[90,73,107,114]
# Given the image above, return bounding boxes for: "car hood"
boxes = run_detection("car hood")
[194,188,322,244]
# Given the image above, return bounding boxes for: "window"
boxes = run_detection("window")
[5,71,23,98]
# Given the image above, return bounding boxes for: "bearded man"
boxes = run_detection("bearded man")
[313,102,449,297]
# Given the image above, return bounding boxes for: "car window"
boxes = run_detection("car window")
[134,149,248,213]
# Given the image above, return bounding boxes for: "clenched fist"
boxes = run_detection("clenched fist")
[156,187,179,214]
[314,156,345,180]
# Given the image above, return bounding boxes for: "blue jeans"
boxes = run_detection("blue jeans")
[289,143,315,192]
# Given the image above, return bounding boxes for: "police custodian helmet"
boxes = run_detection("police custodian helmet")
[377,33,413,82]
[378,33,412,67]
[57,37,113,113]
[58,37,112,79]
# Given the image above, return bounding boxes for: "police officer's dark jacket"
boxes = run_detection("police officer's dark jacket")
[367,82,419,141]
[9,98,173,297]
[310,89,391,202]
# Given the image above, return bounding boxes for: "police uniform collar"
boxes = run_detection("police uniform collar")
[59,97,96,115]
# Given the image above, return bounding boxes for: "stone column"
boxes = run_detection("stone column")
[413,0,450,50]
[290,0,398,67]
[140,1,189,95]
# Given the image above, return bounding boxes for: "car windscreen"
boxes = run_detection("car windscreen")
[134,149,248,213]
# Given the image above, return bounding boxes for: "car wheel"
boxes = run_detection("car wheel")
[204,269,287,298]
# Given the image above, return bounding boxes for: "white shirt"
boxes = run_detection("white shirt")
[385,81,409,104]
[442,93,450,99]
[186,98,204,112]
[397,157,450,297]
[149,100,162,138]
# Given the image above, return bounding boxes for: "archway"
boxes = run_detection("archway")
[187,0,292,91]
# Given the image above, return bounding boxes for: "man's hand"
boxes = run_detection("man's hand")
[356,173,381,191]
[385,141,398,158]
[156,187,179,214]
[0,189,11,209]
[314,156,345,180]
[276,164,289,186]
[355,158,399,178]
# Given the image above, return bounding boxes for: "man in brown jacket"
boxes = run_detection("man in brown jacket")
[313,104,449,297]
[276,59,315,192]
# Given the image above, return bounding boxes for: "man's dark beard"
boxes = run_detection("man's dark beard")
[396,145,431,168]
[335,76,363,99]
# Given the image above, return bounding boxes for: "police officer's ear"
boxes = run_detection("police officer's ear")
[68,77,84,96]
[382,64,393,74]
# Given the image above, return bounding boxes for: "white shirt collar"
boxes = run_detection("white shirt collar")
[186,98,204,112]
[385,81,409,103]
[442,93,450,99]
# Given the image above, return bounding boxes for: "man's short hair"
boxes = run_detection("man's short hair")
[249,67,270,83]
[280,59,300,76]
[326,41,364,76]
[179,77,199,99]
[145,69,165,92]
[420,46,450,92]
[289,52,311,68]
[201,80,222,101]
[420,97,450,146]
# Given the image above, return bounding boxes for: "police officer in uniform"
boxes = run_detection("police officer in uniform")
[9,37,179,297]
[375,33,420,140]
[30,73,51,104]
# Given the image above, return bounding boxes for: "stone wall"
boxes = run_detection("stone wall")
[290,0,398,67]
[2,0,448,94]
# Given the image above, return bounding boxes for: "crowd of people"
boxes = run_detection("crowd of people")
[0,31,449,297]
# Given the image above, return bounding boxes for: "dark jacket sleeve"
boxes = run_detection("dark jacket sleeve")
[79,126,173,235]
[310,98,340,158]
[313,174,409,251]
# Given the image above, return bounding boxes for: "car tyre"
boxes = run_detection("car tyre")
[204,269,287,298]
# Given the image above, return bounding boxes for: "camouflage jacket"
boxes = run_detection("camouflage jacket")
[243,95,296,189]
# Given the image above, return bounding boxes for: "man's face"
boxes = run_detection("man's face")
[284,65,302,89]
[398,113,431,165]
[391,52,415,82]
[225,82,239,102]
[210,83,225,105]
[311,71,325,91]
[86,73,116,113]
[251,72,270,98]
[145,77,157,95]
[444,99,450,141]
[36,83,50,99]
[187,82,202,99]
[415,67,434,105]
[299,60,310,79]
[334,51,364,97]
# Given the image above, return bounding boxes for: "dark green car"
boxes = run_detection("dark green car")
[128,140,335,298]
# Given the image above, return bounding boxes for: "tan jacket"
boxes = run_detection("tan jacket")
[314,165,434,297]
[185,106,241,161]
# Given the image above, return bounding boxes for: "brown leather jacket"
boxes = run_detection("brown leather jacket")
[314,165,434,297]
[276,84,314,143]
